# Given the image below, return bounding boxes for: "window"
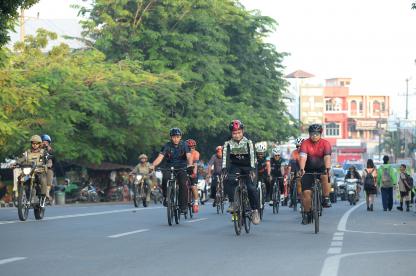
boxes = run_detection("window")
[326,99,334,111]
[340,81,345,86]
[373,100,380,114]
[381,102,385,111]
[350,100,357,115]
[359,102,363,112]
[326,98,341,111]
[325,122,340,136]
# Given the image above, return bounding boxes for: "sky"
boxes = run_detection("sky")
[22,0,416,118]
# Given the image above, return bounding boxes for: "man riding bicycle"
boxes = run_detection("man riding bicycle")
[269,147,285,206]
[207,146,223,207]
[222,120,260,225]
[186,139,200,213]
[299,124,332,225]
[255,142,271,201]
[152,128,193,214]
[288,137,305,207]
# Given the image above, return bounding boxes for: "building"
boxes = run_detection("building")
[299,85,324,128]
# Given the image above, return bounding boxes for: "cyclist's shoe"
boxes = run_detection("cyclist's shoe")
[396,206,403,211]
[162,198,167,207]
[252,210,260,225]
[181,206,188,214]
[301,212,311,225]
[212,200,216,208]
[322,197,332,208]
[231,212,237,221]
[193,204,199,213]
[269,200,273,206]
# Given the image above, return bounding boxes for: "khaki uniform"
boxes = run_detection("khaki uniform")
[132,162,153,202]
[17,149,51,195]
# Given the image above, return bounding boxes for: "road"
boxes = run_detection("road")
[0,196,415,276]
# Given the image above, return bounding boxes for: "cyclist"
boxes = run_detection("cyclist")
[16,135,51,207]
[255,142,271,201]
[222,120,260,225]
[269,147,285,206]
[299,124,332,225]
[207,146,223,207]
[186,139,200,213]
[40,134,54,204]
[152,128,194,214]
[288,137,305,207]
[130,154,153,207]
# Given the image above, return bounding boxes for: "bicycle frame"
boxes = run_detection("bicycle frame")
[303,172,322,234]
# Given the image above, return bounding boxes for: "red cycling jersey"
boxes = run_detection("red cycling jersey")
[299,138,332,172]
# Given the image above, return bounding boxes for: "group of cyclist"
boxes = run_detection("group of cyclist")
[16,120,332,226]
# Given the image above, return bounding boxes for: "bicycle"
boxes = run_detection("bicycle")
[160,167,189,226]
[303,172,323,234]
[289,173,299,211]
[215,174,225,214]
[230,173,252,236]
[186,177,194,219]
[272,176,283,214]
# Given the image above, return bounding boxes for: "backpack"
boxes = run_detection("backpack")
[402,173,414,191]
[381,166,393,188]
[363,169,375,190]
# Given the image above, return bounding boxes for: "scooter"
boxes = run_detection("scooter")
[346,179,359,205]
[79,183,99,202]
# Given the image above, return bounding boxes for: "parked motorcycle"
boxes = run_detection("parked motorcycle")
[79,183,99,202]
[346,179,359,205]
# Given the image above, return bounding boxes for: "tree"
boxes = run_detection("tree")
[0,0,39,47]
[80,0,298,157]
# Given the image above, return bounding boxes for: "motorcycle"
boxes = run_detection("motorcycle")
[197,175,210,204]
[337,179,347,201]
[132,173,150,207]
[15,162,47,221]
[79,183,99,202]
[346,178,359,205]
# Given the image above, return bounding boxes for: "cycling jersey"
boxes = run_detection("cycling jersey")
[289,149,300,173]
[299,138,331,172]
[222,137,255,169]
[191,150,200,165]
[256,154,270,175]
[160,140,190,168]
[270,158,284,177]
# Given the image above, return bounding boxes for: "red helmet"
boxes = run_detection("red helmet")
[186,139,197,147]
[216,146,223,152]
[229,119,244,131]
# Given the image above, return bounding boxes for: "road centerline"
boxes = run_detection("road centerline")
[0,257,27,265]
[108,229,150,238]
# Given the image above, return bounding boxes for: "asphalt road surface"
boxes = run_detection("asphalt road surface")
[1,196,415,276]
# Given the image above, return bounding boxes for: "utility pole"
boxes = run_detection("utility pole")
[19,8,25,42]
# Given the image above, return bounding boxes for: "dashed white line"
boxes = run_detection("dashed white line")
[332,236,344,241]
[108,229,149,238]
[0,207,163,225]
[334,232,344,236]
[0,257,27,265]
[331,241,343,247]
[327,247,342,254]
[185,218,208,223]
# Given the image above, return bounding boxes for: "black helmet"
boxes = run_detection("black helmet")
[169,128,182,137]
[228,119,244,131]
[308,124,323,134]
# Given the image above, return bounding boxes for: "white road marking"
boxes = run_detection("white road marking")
[108,229,149,238]
[185,218,208,223]
[332,236,343,241]
[334,232,344,236]
[327,247,342,254]
[0,207,163,225]
[337,201,366,231]
[344,229,416,236]
[0,257,27,265]
[320,249,416,276]
[331,241,343,247]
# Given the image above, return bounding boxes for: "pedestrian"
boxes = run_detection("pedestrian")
[397,164,412,212]
[363,159,377,211]
[377,155,397,211]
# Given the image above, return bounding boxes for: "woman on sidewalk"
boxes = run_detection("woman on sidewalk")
[397,164,412,212]
[363,159,377,211]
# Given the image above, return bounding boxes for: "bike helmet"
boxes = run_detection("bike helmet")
[308,124,323,134]
[228,119,244,131]
[216,146,223,152]
[272,147,281,156]
[255,142,267,153]
[30,135,42,143]
[169,128,182,137]
[138,154,148,160]
[41,134,52,143]
[186,139,197,147]
[294,137,305,146]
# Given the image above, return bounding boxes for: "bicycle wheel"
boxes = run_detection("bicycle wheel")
[216,194,220,214]
[233,186,242,236]
[174,184,180,224]
[17,183,29,221]
[243,192,251,234]
[292,180,298,212]
[313,186,319,234]
[276,184,281,214]
[166,186,173,226]
[258,187,263,220]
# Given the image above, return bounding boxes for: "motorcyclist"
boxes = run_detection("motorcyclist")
[16,135,51,207]
[131,154,153,207]
[345,165,362,195]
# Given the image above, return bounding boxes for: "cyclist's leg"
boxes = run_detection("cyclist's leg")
[264,174,272,201]
[161,171,170,198]
[177,170,188,211]
[244,169,259,211]
[190,176,198,201]
[301,174,313,212]
[224,165,239,204]
[320,174,330,198]
[210,175,218,199]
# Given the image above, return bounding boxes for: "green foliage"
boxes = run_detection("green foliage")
[0,0,39,47]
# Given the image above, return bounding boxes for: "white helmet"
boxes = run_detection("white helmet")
[294,137,305,146]
[255,142,267,153]
[272,147,281,156]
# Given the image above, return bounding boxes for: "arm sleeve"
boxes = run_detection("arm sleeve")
[324,140,332,156]
[160,145,168,156]
[248,140,255,169]
[222,142,229,169]
[208,155,215,167]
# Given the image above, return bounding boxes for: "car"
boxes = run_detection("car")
[331,168,346,202]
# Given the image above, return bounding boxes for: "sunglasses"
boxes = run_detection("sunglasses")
[310,132,321,137]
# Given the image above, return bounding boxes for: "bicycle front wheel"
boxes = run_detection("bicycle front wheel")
[166,186,173,226]
[233,186,242,236]
[313,187,319,234]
